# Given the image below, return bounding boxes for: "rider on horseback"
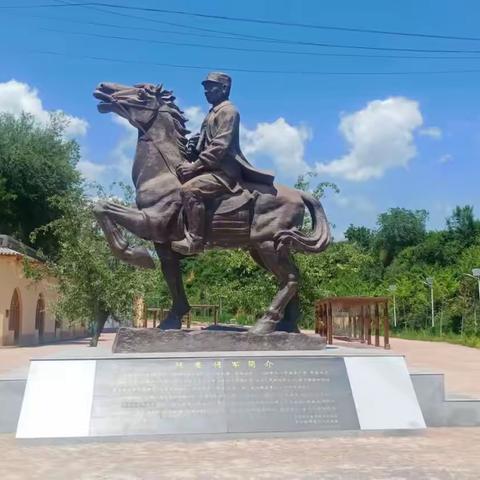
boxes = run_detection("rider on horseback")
[172,72,274,255]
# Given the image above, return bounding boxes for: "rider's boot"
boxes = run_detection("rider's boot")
[171,193,205,256]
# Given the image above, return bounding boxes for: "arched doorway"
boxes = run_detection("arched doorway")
[35,294,46,343]
[8,289,21,345]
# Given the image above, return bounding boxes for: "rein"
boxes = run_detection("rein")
[112,98,182,178]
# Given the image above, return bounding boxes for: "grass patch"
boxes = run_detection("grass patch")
[392,329,480,349]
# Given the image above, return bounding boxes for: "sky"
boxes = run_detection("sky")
[1,0,479,238]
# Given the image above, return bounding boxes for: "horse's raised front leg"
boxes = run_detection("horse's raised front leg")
[154,243,190,330]
[249,241,300,335]
[93,200,155,269]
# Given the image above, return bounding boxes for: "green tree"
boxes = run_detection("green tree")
[0,113,80,255]
[344,224,375,250]
[375,208,428,266]
[294,172,339,231]
[296,241,381,326]
[294,172,340,201]
[180,249,274,322]
[446,205,479,246]
[33,188,159,345]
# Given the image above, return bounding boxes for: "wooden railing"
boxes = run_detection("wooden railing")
[315,297,390,349]
[144,304,220,329]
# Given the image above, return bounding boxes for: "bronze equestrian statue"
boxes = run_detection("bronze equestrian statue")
[172,72,274,256]
[93,73,331,335]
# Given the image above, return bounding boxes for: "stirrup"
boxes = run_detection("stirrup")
[171,236,204,255]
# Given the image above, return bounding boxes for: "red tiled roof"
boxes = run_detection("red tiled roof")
[0,247,23,257]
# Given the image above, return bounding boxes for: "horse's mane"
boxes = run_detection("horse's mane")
[157,87,190,158]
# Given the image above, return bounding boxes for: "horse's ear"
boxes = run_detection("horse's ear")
[156,84,163,93]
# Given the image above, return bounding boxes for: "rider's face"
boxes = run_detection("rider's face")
[203,81,227,105]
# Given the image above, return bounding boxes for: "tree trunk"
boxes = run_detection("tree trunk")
[89,306,109,347]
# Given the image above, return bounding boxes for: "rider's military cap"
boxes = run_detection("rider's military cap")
[201,72,232,87]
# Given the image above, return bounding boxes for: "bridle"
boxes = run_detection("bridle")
[110,96,181,177]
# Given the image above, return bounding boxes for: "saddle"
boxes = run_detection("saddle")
[205,190,255,247]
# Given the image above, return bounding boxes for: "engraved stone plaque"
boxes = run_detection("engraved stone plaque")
[90,359,227,436]
[89,356,359,436]
[223,357,359,432]
[17,353,426,438]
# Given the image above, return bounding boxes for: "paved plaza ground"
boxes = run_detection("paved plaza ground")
[3,331,479,397]
[1,330,479,479]
[0,428,479,480]
[338,335,480,398]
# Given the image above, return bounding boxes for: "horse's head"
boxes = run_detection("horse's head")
[93,82,181,132]
[94,82,190,182]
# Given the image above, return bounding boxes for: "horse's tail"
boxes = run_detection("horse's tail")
[273,191,331,253]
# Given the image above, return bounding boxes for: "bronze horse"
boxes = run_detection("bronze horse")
[93,82,331,334]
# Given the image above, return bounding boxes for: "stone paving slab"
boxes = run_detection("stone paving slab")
[333,336,480,397]
[0,336,112,380]
[384,337,480,397]
[2,332,480,478]
[2,428,480,479]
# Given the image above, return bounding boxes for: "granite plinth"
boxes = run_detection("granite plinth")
[201,323,248,332]
[112,327,327,353]
[17,352,426,438]
[0,380,26,433]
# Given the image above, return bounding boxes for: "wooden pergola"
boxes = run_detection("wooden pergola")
[315,296,390,349]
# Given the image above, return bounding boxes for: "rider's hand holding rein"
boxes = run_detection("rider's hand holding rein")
[176,160,203,183]
[185,133,201,162]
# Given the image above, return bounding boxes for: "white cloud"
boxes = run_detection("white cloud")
[111,116,137,178]
[101,107,312,184]
[332,194,377,214]
[184,106,205,136]
[62,116,89,138]
[419,126,442,139]
[0,79,88,137]
[182,107,312,179]
[77,160,107,181]
[315,97,423,181]
[241,118,310,178]
[75,117,136,183]
[439,153,453,164]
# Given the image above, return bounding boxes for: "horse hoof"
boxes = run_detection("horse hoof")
[275,320,300,333]
[249,318,277,335]
[158,315,182,330]
[123,246,155,269]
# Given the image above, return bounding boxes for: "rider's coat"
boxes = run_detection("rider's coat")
[196,100,274,189]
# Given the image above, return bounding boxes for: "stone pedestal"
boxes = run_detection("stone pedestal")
[112,327,327,353]
[16,350,425,438]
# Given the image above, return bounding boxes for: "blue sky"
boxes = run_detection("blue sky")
[1,0,479,238]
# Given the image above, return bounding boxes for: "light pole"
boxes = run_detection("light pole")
[388,284,397,328]
[473,269,480,304]
[423,277,434,328]
[464,268,480,332]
